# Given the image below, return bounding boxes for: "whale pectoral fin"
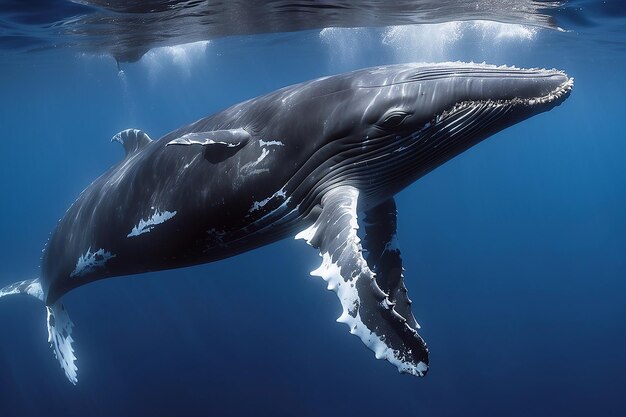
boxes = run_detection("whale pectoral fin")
[296,186,429,376]
[111,129,153,158]
[363,198,420,331]
[165,128,251,163]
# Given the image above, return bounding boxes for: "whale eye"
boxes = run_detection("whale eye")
[377,111,410,130]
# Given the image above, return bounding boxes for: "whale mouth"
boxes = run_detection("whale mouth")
[433,73,574,126]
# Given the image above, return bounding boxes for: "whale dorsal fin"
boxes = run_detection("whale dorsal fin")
[111,129,153,158]
[166,128,251,163]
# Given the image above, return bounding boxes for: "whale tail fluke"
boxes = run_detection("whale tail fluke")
[0,279,78,384]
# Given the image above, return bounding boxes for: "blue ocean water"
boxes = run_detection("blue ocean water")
[1,3,625,417]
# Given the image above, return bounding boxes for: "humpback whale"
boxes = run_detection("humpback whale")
[0,62,572,383]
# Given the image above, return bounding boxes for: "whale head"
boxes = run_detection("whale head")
[301,62,573,208]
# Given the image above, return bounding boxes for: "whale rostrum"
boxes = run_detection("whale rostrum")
[0,62,573,383]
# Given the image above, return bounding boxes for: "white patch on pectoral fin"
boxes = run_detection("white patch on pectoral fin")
[47,302,78,384]
[296,186,429,376]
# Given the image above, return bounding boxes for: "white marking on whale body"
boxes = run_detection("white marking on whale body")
[248,168,270,175]
[127,210,177,237]
[241,148,269,172]
[183,153,202,170]
[240,141,283,178]
[249,188,287,213]
[259,139,284,147]
[70,248,116,278]
[249,196,271,212]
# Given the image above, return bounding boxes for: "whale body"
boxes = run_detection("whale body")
[0,62,573,383]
